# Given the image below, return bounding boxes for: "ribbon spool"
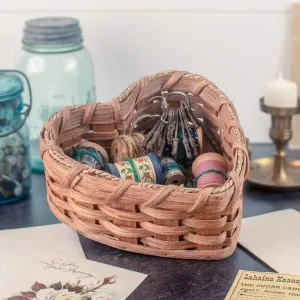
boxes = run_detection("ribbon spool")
[111,133,145,163]
[105,152,163,184]
[192,152,228,188]
[73,141,109,170]
[160,156,185,186]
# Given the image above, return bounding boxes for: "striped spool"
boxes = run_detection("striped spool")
[160,156,185,186]
[105,152,162,184]
[111,133,145,162]
[192,152,227,188]
[73,141,109,170]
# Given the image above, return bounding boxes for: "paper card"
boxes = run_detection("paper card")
[239,209,300,274]
[0,223,85,284]
[0,253,147,300]
[225,270,300,299]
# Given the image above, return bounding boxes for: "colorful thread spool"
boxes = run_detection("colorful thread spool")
[160,156,185,186]
[105,152,163,184]
[192,152,228,188]
[73,141,109,170]
[111,133,145,163]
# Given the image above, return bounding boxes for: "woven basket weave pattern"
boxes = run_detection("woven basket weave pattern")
[40,70,249,260]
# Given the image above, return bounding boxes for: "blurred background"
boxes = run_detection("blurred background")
[0,0,298,146]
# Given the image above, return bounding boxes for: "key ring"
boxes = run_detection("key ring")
[161,91,191,110]
[149,91,191,125]
[160,107,170,124]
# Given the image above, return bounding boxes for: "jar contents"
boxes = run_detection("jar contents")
[0,72,31,203]
[0,131,31,202]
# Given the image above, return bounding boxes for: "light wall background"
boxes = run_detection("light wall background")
[0,0,300,147]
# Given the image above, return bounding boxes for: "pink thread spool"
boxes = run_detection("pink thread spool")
[192,152,227,188]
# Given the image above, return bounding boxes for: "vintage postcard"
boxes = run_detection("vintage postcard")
[0,253,147,300]
[226,270,300,299]
[0,223,85,284]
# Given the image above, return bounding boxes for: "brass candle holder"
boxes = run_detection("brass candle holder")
[247,97,300,191]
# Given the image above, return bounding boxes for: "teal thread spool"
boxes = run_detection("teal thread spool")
[160,156,185,185]
[73,141,109,170]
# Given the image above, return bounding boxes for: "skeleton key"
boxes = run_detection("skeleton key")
[158,121,168,158]
[180,106,198,157]
[181,102,221,154]
[171,111,179,158]
[151,108,169,147]
[156,116,169,154]
[141,119,161,149]
[181,101,199,129]
[179,109,193,159]
[167,109,175,145]
[146,140,155,153]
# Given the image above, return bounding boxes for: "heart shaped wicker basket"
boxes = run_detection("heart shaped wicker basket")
[40,70,249,260]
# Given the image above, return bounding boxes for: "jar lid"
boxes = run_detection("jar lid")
[23,17,83,46]
[0,73,23,102]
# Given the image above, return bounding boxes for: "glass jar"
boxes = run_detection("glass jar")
[0,71,32,204]
[15,17,96,173]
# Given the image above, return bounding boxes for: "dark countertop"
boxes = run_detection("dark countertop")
[0,144,299,300]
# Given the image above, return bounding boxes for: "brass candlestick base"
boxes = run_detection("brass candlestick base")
[247,98,300,191]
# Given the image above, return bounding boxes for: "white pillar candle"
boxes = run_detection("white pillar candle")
[264,73,298,107]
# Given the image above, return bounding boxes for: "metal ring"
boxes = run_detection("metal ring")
[160,109,170,124]
[161,91,191,109]
[160,115,170,124]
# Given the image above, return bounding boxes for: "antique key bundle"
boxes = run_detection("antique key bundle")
[70,91,228,189]
[141,92,200,160]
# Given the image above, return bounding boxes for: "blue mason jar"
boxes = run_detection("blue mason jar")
[0,71,32,204]
[15,17,96,173]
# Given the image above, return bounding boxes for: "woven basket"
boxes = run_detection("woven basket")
[40,70,249,260]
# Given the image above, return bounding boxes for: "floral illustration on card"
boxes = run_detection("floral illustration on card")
[0,255,146,300]
[4,276,118,300]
